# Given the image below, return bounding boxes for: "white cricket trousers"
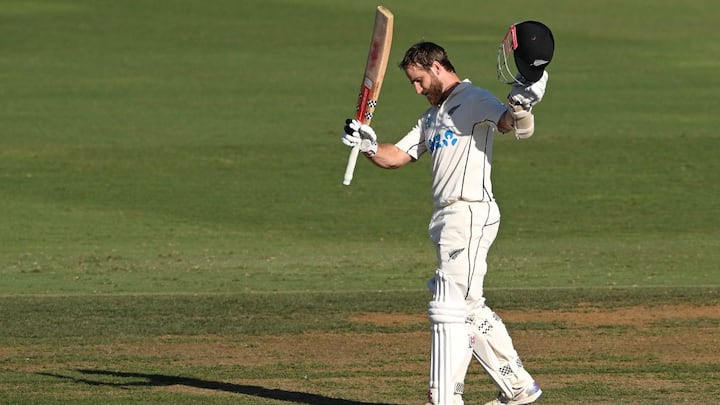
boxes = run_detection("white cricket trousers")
[428,200,500,310]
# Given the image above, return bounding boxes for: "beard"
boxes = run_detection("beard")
[424,74,444,106]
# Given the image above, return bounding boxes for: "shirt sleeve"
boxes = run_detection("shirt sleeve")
[473,89,508,130]
[395,117,427,161]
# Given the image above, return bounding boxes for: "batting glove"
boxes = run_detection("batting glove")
[341,119,378,156]
[508,71,549,110]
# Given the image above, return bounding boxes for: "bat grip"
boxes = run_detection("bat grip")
[342,145,361,186]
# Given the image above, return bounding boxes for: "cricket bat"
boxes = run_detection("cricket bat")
[342,6,393,186]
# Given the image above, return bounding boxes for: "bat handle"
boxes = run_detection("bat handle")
[342,145,361,186]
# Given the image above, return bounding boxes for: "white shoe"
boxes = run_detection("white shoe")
[483,382,542,405]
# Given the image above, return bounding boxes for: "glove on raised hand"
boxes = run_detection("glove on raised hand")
[341,119,378,156]
[508,71,549,110]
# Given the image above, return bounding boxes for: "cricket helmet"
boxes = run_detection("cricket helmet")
[497,20,554,85]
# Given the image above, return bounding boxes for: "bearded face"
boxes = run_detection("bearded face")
[404,64,446,106]
[424,72,444,106]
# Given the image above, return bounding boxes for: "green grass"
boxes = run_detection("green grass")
[1,0,718,294]
[1,288,717,341]
[0,0,719,403]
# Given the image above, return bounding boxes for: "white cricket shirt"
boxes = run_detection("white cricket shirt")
[395,80,507,208]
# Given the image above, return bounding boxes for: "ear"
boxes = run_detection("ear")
[431,60,444,76]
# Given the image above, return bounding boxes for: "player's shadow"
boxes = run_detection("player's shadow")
[38,369,396,405]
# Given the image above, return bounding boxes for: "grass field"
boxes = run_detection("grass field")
[1,0,719,403]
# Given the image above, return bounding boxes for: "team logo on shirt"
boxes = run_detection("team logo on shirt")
[428,129,458,153]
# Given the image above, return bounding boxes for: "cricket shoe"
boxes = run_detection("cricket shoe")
[483,382,542,405]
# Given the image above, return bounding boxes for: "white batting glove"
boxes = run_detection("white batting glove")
[341,119,378,156]
[508,71,549,111]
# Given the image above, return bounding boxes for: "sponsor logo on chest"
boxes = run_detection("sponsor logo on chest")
[428,130,458,153]
[426,104,461,154]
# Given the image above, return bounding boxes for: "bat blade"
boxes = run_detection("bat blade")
[342,6,393,186]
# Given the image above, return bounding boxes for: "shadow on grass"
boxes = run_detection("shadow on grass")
[38,369,397,405]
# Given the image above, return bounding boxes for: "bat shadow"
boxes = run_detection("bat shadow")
[37,369,398,405]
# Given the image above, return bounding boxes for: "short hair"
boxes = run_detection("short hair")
[399,41,456,73]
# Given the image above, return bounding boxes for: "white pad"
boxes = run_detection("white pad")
[468,305,534,399]
[427,271,473,405]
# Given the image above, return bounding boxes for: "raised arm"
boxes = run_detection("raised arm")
[500,70,549,139]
